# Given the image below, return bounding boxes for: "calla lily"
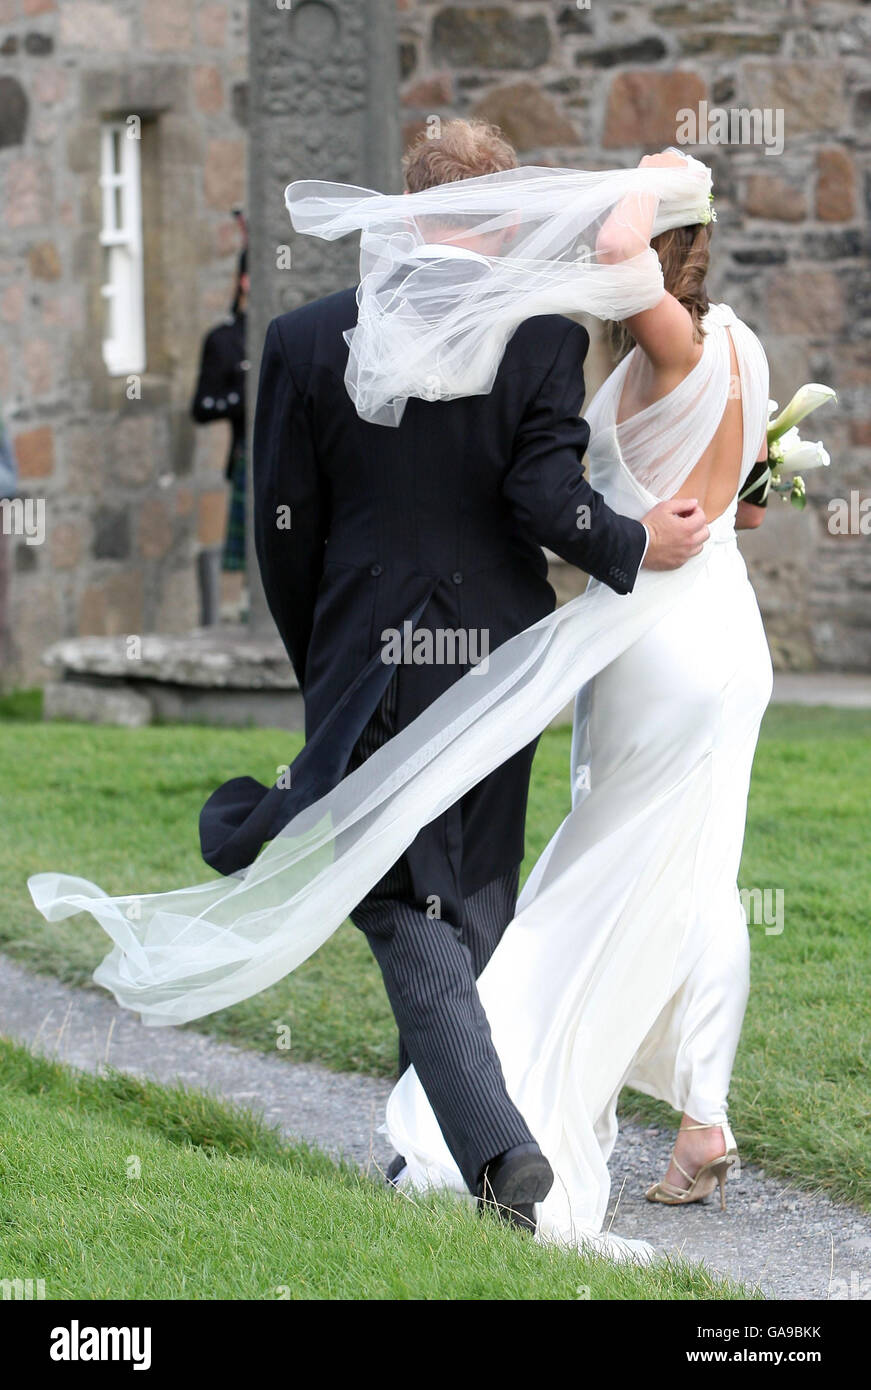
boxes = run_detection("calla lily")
[778,437,830,472]
[755,381,838,511]
[769,425,799,465]
[768,383,837,443]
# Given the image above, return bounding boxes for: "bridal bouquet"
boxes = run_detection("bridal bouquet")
[742,383,837,509]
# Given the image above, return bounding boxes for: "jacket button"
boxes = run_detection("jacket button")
[370,564,382,577]
[452,571,463,584]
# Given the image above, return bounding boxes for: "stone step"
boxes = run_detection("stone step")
[41,627,304,730]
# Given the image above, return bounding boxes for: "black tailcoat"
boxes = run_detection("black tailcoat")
[199,285,646,910]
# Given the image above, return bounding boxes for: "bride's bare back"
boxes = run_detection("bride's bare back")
[617,326,750,524]
[681,333,746,522]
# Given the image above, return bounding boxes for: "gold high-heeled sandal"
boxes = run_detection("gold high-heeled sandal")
[645,1121,738,1210]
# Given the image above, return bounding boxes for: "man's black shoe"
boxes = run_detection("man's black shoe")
[385,1153,407,1188]
[477,1143,554,1232]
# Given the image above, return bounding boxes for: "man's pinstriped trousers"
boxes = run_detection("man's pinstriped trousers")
[349,677,536,1192]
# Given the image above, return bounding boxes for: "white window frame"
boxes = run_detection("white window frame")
[99,120,146,376]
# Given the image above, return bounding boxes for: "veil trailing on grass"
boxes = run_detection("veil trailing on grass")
[286,156,714,425]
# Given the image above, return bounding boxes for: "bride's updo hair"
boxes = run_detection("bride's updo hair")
[608,221,713,361]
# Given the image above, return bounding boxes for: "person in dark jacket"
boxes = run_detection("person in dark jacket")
[191,250,249,579]
[199,121,706,1228]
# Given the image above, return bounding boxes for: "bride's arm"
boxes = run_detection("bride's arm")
[736,439,770,530]
[736,501,766,530]
[595,152,701,376]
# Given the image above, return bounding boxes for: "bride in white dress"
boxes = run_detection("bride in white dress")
[384,154,773,1250]
[29,149,772,1259]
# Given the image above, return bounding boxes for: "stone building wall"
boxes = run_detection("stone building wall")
[1,0,869,684]
[0,0,248,685]
[398,0,871,670]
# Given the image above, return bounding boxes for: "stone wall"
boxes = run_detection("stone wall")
[0,0,248,685]
[398,0,871,670]
[1,0,869,684]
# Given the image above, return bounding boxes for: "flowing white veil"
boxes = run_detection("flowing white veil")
[29,564,704,1026]
[286,157,714,425]
[28,154,727,1027]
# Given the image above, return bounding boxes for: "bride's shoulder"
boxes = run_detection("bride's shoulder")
[705,303,768,357]
[703,301,737,329]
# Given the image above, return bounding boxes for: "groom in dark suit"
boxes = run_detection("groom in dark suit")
[203,120,707,1229]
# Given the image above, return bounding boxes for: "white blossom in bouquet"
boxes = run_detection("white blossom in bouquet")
[756,383,837,510]
[767,384,837,443]
[769,426,831,473]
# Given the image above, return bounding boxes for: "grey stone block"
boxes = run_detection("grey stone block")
[43,679,153,727]
[41,627,300,690]
[40,628,304,731]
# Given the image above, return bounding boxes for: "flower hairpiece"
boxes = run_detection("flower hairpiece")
[698,192,717,226]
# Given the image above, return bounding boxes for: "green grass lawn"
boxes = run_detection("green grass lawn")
[0,1039,750,1300]
[1,696,869,1209]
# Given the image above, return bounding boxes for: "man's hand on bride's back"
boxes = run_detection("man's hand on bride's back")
[640,498,709,570]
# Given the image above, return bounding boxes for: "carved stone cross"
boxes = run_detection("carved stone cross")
[246,0,401,633]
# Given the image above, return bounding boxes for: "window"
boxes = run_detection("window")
[99,121,146,376]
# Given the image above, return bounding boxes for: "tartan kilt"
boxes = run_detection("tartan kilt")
[222,445,246,572]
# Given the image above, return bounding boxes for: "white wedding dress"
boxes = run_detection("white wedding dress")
[384,303,773,1250]
[28,301,771,1262]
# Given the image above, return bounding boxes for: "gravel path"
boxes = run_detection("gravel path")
[2,953,868,1300]
[770,672,871,708]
